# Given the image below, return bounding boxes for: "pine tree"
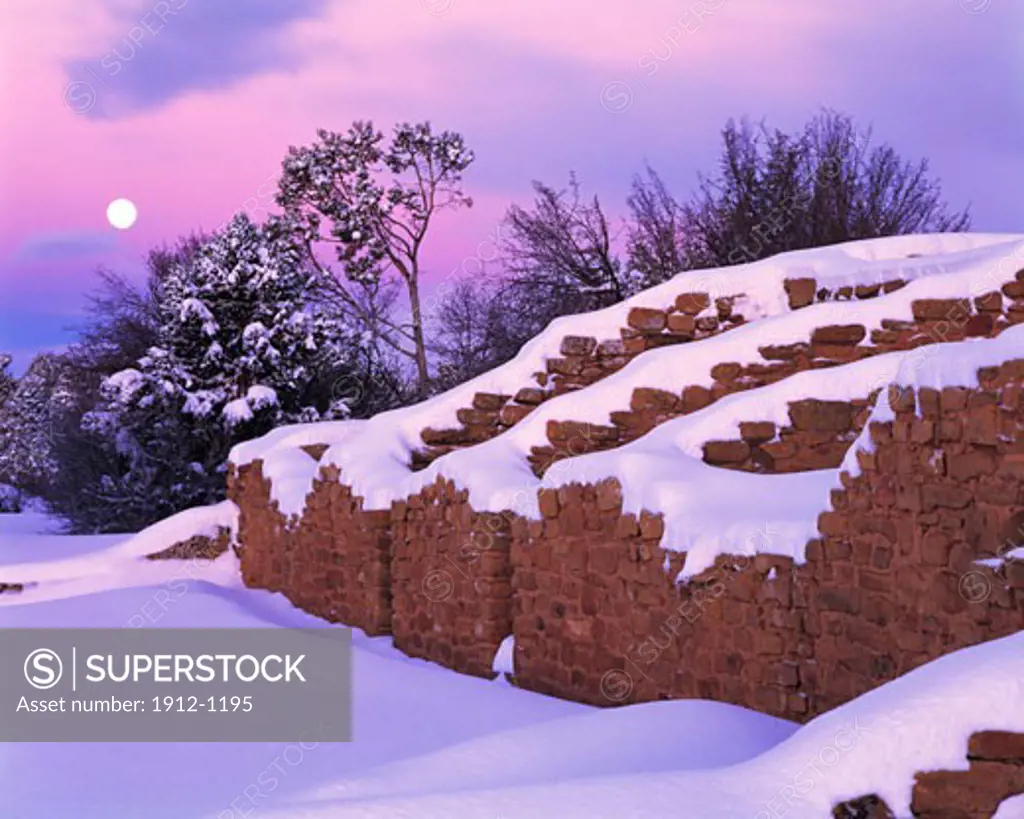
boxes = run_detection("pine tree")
[0,353,75,495]
[0,354,14,408]
[276,120,475,396]
[0,355,18,511]
[73,213,360,529]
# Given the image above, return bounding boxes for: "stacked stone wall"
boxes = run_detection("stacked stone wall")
[509,358,1024,721]
[390,478,515,677]
[229,461,294,593]
[833,731,1024,818]
[702,397,874,473]
[416,275,913,470]
[231,461,392,634]
[528,288,1020,474]
[230,273,1024,730]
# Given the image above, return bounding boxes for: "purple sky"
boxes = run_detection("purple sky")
[1,0,1021,371]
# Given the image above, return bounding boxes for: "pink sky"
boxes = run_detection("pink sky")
[1,0,1021,368]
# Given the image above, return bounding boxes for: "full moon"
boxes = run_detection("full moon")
[106,198,138,230]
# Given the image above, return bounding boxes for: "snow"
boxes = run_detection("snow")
[231,234,1021,471]
[1,529,1019,818]
[0,510,122,567]
[229,420,368,518]
[839,323,1024,481]
[0,482,20,512]
[261,447,323,520]
[0,500,237,586]
[315,350,906,578]
[266,630,1024,819]
[101,367,144,402]
[263,236,1021,513]
[247,384,279,408]
[230,420,364,467]
[225,235,1024,580]
[556,454,835,579]
[996,794,1024,819]
[492,634,516,675]
[2,234,1017,816]
[223,385,281,426]
[222,397,254,424]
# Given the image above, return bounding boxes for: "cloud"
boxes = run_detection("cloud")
[12,231,120,262]
[63,0,329,119]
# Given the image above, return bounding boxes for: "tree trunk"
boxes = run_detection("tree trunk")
[406,274,431,397]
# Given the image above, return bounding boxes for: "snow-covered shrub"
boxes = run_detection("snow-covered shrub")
[55,213,363,531]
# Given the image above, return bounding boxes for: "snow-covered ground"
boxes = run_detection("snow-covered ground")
[1,510,1022,818]
[0,510,121,566]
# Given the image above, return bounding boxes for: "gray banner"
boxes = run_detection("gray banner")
[0,628,352,742]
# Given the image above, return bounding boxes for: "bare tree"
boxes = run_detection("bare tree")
[501,174,632,311]
[429,279,549,391]
[680,111,971,269]
[276,121,475,396]
[626,165,688,287]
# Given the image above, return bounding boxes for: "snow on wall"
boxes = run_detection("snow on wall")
[230,233,1021,472]
[535,326,1024,578]
[839,322,1024,482]
[227,234,1024,575]
[377,352,910,580]
[314,235,1022,510]
[230,420,365,466]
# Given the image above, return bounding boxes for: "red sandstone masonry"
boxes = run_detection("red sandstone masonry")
[231,458,392,635]
[702,397,875,473]
[809,361,1024,714]
[414,275,910,470]
[390,478,514,678]
[833,730,1024,818]
[231,270,1024,726]
[230,461,294,593]
[509,482,813,718]
[233,338,1024,720]
[145,529,231,561]
[289,467,392,634]
[527,287,1022,475]
[509,358,1024,722]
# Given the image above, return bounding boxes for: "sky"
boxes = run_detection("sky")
[0,0,1022,372]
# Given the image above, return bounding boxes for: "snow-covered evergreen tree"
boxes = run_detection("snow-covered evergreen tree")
[0,353,75,495]
[135,212,355,427]
[77,213,360,527]
[0,354,14,408]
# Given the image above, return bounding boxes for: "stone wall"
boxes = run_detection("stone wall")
[414,275,912,470]
[145,529,232,561]
[230,460,392,635]
[287,466,393,635]
[509,358,1024,721]
[415,291,744,469]
[527,290,1019,474]
[230,272,1024,729]
[509,481,815,718]
[833,731,1024,818]
[702,397,874,473]
[809,360,1024,714]
[233,355,1023,722]
[229,461,294,593]
[390,478,514,678]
